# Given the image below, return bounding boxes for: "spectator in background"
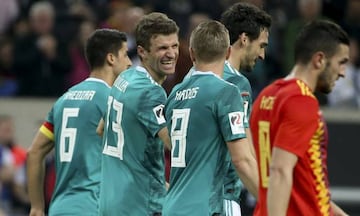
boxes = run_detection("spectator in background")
[341,0,360,40]
[0,37,17,96]
[0,139,15,214]
[66,19,95,90]
[0,115,29,215]
[283,0,323,73]
[12,1,71,97]
[0,0,19,35]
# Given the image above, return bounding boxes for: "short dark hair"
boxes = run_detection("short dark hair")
[220,2,272,45]
[85,29,127,70]
[135,12,179,51]
[294,19,350,64]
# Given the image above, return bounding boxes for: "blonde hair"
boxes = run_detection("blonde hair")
[189,20,230,63]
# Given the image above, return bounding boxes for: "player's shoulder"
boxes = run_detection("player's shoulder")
[258,78,317,109]
[126,66,163,88]
[223,63,250,85]
[280,79,316,99]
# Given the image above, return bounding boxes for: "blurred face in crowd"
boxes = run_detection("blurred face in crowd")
[0,118,15,144]
[140,33,179,81]
[241,29,269,72]
[30,10,54,35]
[316,44,349,94]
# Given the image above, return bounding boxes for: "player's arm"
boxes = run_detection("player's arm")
[331,201,349,216]
[267,147,297,216]
[27,124,55,216]
[96,118,105,137]
[245,128,256,157]
[158,127,171,151]
[227,137,259,199]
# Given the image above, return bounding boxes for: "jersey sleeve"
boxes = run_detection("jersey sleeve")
[240,79,252,127]
[226,75,252,128]
[274,95,319,157]
[137,85,167,137]
[216,84,247,142]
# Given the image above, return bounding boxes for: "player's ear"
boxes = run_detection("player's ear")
[225,46,231,60]
[189,47,196,63]
[137,45,146,60]
[238,32,248,47]
[312,51,326,70]
[106,53,115,66]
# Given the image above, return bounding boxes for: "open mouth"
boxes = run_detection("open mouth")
[161,60,175,70]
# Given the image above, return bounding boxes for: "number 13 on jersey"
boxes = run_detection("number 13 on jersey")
[170,109,190,168]
[103,96,125,160]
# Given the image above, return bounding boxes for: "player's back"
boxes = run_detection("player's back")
[100,66,167,216]
[49,78,110,216]
[250,78,330,216]
[164,71,245,215]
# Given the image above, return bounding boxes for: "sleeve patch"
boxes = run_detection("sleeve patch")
[153,104,166,124]
[228,111,245,134]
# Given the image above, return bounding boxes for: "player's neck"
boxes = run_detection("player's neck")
[286,64,317,92]
[89,68,116,86]
[228,51,241,72]
[194,61,225,76]
[141,63,167,85]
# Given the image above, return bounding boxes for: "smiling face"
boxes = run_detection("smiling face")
[316,44,349,94]
[139,33,179,83]
[240,29,269,72]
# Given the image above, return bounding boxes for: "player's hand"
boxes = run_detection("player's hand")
[29,208,45,216]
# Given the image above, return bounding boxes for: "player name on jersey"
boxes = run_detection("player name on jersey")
[114,77,129,93]
[64,90,96,101]
[175,87,199,101]
[260,95,275,110]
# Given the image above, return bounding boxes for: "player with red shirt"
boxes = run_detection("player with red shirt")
[250,20,350,216]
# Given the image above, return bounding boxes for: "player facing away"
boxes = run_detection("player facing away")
[27,29,131,216]
[163,20,258,216]
[219,3,272,215]
[250,20,350,216]
[99,12,178,216]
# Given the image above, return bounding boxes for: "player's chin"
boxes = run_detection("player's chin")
[161,67,176,75]
[320,85,333,94]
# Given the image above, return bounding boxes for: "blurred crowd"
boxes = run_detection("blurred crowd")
[0,0,359,107]
[0,0,360,214]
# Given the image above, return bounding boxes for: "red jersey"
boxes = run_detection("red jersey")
[250,79,333,216]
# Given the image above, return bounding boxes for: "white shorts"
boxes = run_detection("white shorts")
[223,199,241,216]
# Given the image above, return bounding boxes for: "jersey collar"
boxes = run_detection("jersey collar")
[85,77,110,88]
